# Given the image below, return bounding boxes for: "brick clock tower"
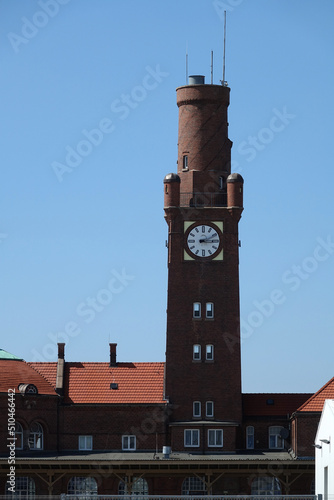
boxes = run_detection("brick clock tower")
[163,75,244,452]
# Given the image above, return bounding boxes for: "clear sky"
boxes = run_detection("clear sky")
[1,0,333,394]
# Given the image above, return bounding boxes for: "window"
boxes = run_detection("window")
[193,302,201,318]
[206,401,214,417]
[79,435,93,451]
[184,429,199,447]
[251,477,281,495]
[206,344,214,361]
[119,477,148,496]
[6,477,35,498]
[208,429,223,447]
[246,426,254,449]
[193,401,201,418]
[15,422,23,450]
[193,344,201,361]
[206,302,214,318]
[68,477,98,496]
[269,426,284,449]
[28,422,43,450]
[219,176,224,190]
[122,435,136,450]
[182,477,207,495]
[183,155,188,170]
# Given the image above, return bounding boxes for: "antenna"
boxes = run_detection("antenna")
[222,10,227,85]
[186,42,188,84]
[211,50,213,84]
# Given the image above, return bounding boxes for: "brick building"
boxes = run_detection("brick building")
[0,75,328,496]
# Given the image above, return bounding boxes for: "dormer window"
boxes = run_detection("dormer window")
[18,384,38,395]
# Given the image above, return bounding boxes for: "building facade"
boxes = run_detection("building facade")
[0,76,325,496]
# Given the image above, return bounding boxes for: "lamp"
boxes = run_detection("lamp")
[313,444,322,449]
[320,439,330,444]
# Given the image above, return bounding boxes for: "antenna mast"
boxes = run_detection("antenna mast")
[211,50,213,84]
[186,42,188,84]
[222,10,227,85]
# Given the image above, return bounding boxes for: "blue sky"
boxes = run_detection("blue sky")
[1,0,333,394]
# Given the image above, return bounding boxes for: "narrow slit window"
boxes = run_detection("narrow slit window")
[206,302,214,318]
[183,155,188,170]
[219,176,224,190]
[206,344,214,361]
[193,401,201,417]
[193,344,201,361]
[193,302,201,318]
[206,401,214,417]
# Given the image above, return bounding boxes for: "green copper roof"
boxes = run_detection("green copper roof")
[0,349,23,360]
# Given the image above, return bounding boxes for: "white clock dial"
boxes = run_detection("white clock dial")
[186,224,221,258]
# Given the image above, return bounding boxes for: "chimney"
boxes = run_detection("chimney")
[109,343,117,367]
[56,343,65,396]
[58,342,65,360]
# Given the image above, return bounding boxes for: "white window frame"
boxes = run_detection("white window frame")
[193,401,201,418]
[206,302,214,318]
[246,426,254,449]
[15,422,24,450]
[184,429,200,447]
[183,154,188,170]
[208,429,223,447]
[28,422,43,450]
[122,434,136,451]
[79,435,93,451]
[193,344,201,361]
[269,426,284,449]
[206,344,214,360]
[193,302,201,318]
[206,401,214,418]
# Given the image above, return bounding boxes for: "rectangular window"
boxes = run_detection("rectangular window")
[184,429,199,447]
[193,344,201,361]
[208,429,223,447]
[79,435,93,450]
[206,344,214,361]
[183,155,188,170]
[269,426,284,449]
[122,435,136,450]
[206,302,214,318]
[193,401,201,418]
[246,426,254,449]
[206,401,214,417]
[219,176,224,190]
[193,302,201,318]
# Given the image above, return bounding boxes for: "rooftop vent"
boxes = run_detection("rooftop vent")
[266,398,275,405]
[110,383,118,390]
[188,75,205,85]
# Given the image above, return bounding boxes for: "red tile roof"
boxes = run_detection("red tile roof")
[0,360,57,396]
[243,393,312,416]
[296,377,334,412]
[30,361,166,404]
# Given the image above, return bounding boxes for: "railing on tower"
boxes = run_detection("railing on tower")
[179,192,227,208]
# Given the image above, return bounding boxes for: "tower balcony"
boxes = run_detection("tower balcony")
[179,191,227,208]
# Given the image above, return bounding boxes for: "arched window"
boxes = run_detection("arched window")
[251,477,281,495]
[15,422,24,450]
[68,477,98,496]
[119,477,148,496]
[6,476,35,497]
[28,422,43,450]
[182,476,207,495]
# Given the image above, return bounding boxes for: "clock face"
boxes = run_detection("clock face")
[186,224,221,258]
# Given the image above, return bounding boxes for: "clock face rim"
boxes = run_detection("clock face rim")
[184,222,223,260]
